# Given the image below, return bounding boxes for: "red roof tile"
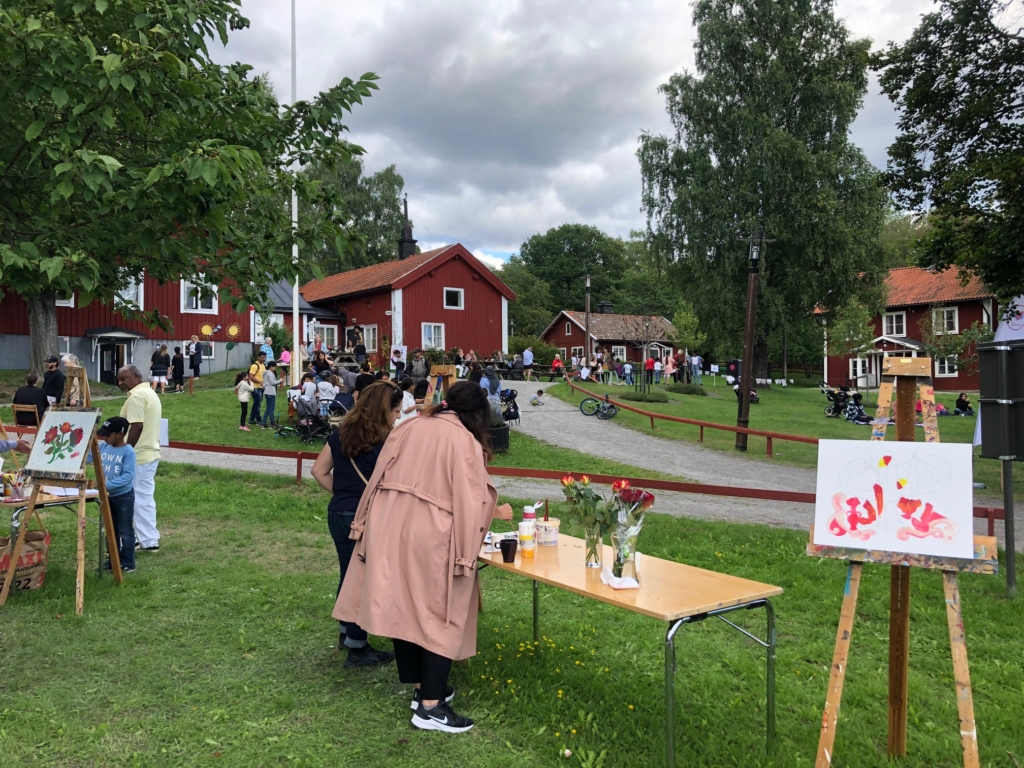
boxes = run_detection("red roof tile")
[558,311,676,341]
[885,266,993,308]
[300,246,453,303]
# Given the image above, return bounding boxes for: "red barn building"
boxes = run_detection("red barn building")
[300,212,515,358]
[822,266,998,392]
[0,276,265,384]
[541,305,677,363]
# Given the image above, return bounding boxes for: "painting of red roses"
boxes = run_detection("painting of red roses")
[26,411,99,475]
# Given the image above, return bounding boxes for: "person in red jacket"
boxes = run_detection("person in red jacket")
[644,355,656,385]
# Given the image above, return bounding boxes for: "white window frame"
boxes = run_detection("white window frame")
[421,322,445,350]
[443,287,464,310]
[571,346,584,360]
[557,347,566,360]
[115,276,144,311]
[55,293,75,308]
[200,341,215,360]
[935,356,958,377]
[850,358,869,379]
[313,323,339,349]
[611,345,627,361]
[565,322,572,336]
[884,311,906,338]
[932,306,959,335]
[361,324,378,353]
[180,279,218,315]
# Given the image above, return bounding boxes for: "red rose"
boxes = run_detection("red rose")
[71,427,84,445]
[44,427,58,442]
[60,422,71,434]
[612,479,630,494]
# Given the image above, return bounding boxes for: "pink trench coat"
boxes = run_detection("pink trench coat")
[333,413,498,660]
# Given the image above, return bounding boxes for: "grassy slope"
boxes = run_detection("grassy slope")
[0,463,1020,766]
[548,382,1023,501]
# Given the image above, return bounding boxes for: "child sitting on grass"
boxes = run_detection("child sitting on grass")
[529,389,545,406]
[235,370,255,432]
[89,417,137,572]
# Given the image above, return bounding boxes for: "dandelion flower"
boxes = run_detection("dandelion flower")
[628,704,635,710]
[555,732,560,737]
[506,679,512,684]
[571,729,576,735]
[557,690,563,697]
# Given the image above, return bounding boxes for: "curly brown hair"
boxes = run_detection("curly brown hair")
[337,381,402,458]
[423,380,493,460]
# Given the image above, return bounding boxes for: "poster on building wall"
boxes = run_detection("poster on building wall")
[390,345,407,371]
[812,439,973,559]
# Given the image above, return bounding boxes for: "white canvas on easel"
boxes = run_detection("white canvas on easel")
[812,439,974,559]
[25,410,99,476]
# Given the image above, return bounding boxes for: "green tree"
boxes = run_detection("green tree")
[497,257,555,337]
[875,0,1024,303]
[0,0,378,373]
[518,224,627,311]
[826,297,876,360]
[917,308,995,376]
[301,158,405,277]
[670,299,707,353]
[879,209,930,267]
[638,0,889,378]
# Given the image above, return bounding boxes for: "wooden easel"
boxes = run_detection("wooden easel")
[0,367,122,614]
[811,357,991,768]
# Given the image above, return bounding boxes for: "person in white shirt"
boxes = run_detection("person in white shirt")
[397,376,419,424]
[316,371,337,415]
[622,362,634,386]
[654,358,664,384]
[523,346,535,382]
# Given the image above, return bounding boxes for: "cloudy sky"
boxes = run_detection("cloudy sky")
[214,0,935,268]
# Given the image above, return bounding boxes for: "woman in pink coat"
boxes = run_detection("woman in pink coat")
[334,381,497,734]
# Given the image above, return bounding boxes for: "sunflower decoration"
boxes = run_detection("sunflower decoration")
[226,323,241,340]
[200,323,215,338]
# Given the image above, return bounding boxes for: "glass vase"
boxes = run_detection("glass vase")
[584,526,604,569]
[611,520,643,580]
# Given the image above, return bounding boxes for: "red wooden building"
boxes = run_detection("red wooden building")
[0,276,264,384]
[541,305,677,363]
[822,266,998,392]
[300,242,516,360]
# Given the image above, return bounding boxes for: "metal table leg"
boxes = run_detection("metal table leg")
[532,579,539,643]
[665,619,684,768]
[766,599,776,752]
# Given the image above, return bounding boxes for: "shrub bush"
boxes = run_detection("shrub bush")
[618,390,669,403]
[665,383,708,397]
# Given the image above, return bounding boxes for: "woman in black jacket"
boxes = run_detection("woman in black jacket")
[150,344,171,394]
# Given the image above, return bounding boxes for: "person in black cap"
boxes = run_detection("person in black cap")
[41,355,66,405]
[91,416,137,572]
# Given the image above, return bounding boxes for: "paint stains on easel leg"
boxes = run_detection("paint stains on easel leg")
[943,571,981,768]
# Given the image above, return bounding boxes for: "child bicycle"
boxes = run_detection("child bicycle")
[579,395,618,420]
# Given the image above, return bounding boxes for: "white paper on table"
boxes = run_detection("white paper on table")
[600,567,639,590]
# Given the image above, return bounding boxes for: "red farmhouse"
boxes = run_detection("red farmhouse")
[300,216,515,359]
[822,266,998,392]
[541,305,677,363]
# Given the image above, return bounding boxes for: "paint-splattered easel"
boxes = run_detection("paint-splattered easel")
[809,357,997,768]
[0,367,122,614]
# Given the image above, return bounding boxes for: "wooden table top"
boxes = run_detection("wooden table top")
[479,534,783,622]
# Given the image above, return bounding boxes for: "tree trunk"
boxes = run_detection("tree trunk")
[27,292,59,377]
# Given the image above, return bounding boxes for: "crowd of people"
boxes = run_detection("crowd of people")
[565,347,705,387]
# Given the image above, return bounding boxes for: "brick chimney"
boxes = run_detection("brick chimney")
[397,194,417,260]
[597,301,614,314]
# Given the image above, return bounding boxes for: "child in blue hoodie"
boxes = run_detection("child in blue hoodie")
[91,417,137,572]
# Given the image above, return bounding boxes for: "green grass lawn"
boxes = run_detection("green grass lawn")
[548,382,1023,502]
[0,463,1020,766]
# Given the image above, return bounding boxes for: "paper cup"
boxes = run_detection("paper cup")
[536,518,560,546]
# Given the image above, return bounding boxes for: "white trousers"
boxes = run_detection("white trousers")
[134,460,160,547]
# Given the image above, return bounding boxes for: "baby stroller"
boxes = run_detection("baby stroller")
[295,394,330,443]
[500,388,521,426]
[327,391,355,431]
[819,381,850,418]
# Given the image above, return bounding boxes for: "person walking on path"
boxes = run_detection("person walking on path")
[235,371,254,431]
[187,335,203,379]
[333,381,503,733]
[150,344,171,393]
[42,355,66,406]
[116,365,161,552]
[522,346,534,382]
[313,381,403,668]
[247,352,267,425]
[13,373,48,425]
[262,361,281,428]
[89,417,137,573]
[690,352,703,384]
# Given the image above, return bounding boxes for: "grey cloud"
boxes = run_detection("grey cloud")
[214,0,932,254]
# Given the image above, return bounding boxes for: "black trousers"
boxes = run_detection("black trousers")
[392,639,453,702]
[327,510,368,646]
[239,401,248,427]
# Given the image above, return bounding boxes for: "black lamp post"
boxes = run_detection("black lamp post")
[735,228,772,451]
[584,273,592,367]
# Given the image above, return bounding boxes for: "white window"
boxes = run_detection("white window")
[850,358,869,380]
[115,276,144,311]
[933,306,958,334]
[443,287,464,310]
[55,293,74,308]
[422,323,445,350]
[935,356,958,377]
[361,324,378,353]
[884,312,906,337]
[200,341,215,360]
[181,279,218,314]
[571,346,584,360]
[611,345,627,361]
[313,324,338,349]
[565,322,572,336]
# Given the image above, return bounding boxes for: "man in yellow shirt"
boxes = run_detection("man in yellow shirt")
[247,351,267,426]
[117,365,162,551]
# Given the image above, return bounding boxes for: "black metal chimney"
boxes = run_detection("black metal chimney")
[598,301,614,314]
[398,194,417,260]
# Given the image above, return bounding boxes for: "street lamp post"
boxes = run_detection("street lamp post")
[643,317,651,392]
[584,273,592,368]
[735,227,772,451]
[289,0,301,386]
